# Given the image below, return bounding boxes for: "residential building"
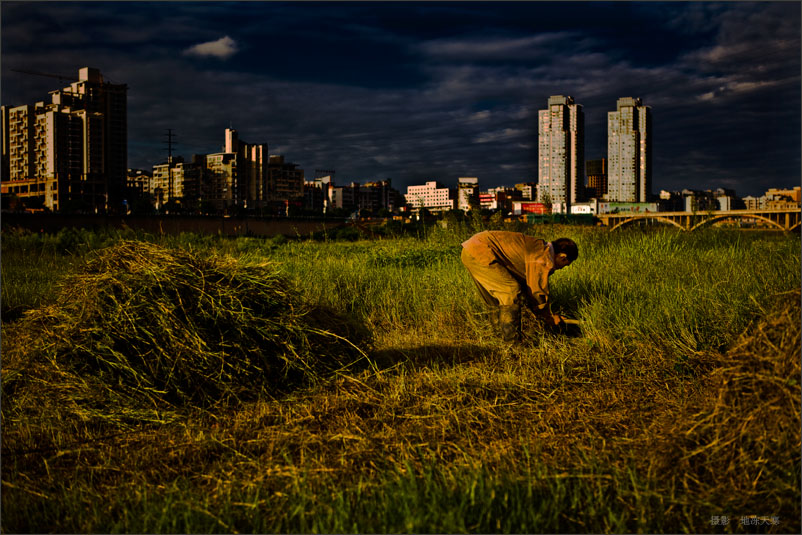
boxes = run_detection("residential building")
[586,158,607,199]
[537,95,584,212]
[606,97,652,203]
[477,187,520,213]
[388,188,407,213]
[203,152,238,212]
[766,197,801,210]
[766,186,801,204]
[681,189,718,212]
[359,179,394,213]
[478,191,495,210]
[742,195,764,211]
[226,128,269,208]
[126,168,152,196]
[457,176,479,212]
[320,178,401,214]
[151,156,203,209]
[304,175,333,213]
[329,182,359,212]
[405,180,454,212]
[1,67,128,212]
[3,104,34,182]
[711,187,744,211]
[267,154,304,207]
[742,187,801,211]
[0,105,10,181]
[514,182,536,201]
[199,129,275,212]
[658,190,685,211]
[152,159,176,206]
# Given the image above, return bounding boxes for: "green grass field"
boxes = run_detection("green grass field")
[2,222,800,533]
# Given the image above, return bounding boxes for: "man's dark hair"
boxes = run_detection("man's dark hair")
[552,237,579,261]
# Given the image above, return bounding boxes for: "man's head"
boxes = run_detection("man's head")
[551,237,578,270]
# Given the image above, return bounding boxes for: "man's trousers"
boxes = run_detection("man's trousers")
[460,247,522,307]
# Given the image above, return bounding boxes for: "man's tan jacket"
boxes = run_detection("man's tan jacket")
[461,230,555,316]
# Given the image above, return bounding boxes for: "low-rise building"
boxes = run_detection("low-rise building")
[126,168,151,195]
[681,189,718,212]
[478,187,522,213]
[267,154,304,209]
[570,201,600,215]
[304,175,333,213]
[203,152,238,212]
[743,187,801,211]
[329,182,360,213]
[766,186,801,203]
[742,195,764,210]
[514,182,536,201]
[405,180,454,212]
[359,179,394,213]
[766,197,801,210]
[457,177,479,212]
[512,201,549,215]
[152,157,204,210]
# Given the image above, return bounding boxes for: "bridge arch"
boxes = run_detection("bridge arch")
[610,215,686,232]
[689,214,786,232]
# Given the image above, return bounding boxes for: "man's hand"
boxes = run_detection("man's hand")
[537,312,563,330]
[550,313,565,328]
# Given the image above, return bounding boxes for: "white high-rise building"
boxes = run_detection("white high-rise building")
[1,67,127,212]
[537,95,584,213]
[607,97,652,203]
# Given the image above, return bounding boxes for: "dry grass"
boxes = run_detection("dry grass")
[1,233,799,533]
[1,240,372,431]
[7,292,796,530]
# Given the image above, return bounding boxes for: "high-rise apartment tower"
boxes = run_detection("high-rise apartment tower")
[606,97,652,203]
[1,67,127,212]
[537,95,584,212]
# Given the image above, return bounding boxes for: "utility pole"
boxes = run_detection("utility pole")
[163,129,177,207]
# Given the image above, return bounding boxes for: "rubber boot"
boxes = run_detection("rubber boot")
[487,305,500,331]
[498,303,522,343]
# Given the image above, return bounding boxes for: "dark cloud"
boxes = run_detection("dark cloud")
[2,1,799,197]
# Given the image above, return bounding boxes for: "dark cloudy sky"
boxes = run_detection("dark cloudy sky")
[2,1,800,197]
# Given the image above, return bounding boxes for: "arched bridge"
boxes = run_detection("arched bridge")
[596,208,801,232]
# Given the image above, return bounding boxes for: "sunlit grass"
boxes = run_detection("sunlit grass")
[2,223,799,533]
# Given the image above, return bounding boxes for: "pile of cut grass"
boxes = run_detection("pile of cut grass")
[645,288,801,522]
[2,240,372,424]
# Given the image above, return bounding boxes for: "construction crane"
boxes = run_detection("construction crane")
[10,68,78,85]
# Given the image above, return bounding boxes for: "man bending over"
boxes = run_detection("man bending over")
[461,230,578,343]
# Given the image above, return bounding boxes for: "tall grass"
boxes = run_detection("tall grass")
[2,223,800,533]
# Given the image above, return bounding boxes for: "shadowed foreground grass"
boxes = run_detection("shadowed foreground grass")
[1,224,800,533]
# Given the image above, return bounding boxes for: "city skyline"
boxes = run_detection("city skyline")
[2,1,800,198]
